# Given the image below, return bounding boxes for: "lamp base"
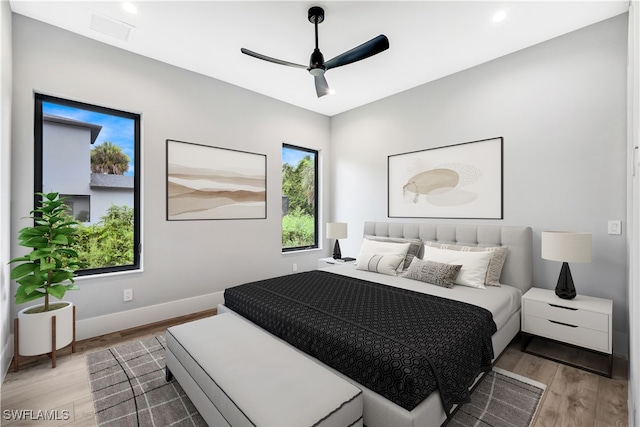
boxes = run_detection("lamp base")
[555,262,577,300]
[332,240,342,260]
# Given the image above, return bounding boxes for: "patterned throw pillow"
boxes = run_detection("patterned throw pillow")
[363,235,422,270]
[355,240,411,273]
[425,241,508,286]
[402,258,462,288]
[356,253,406,276]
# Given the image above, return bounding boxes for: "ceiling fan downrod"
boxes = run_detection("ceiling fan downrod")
[309,7,325,72]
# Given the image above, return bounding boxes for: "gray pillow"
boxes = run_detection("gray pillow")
[402,258,462,288]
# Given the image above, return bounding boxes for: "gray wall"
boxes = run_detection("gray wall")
[10,15,331,334]
[1,0,13,380]
[330,14,629,355]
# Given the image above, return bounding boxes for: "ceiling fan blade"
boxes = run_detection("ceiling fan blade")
[324,35,389,71]
[241,48,307,69]
[314,74,331,98]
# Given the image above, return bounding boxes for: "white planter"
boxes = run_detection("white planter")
[17,301,74,356]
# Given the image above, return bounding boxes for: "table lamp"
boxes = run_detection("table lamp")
[326,222,347,259]
[541,231,592,299]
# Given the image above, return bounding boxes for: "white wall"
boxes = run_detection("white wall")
[331,15,630,356]
[0,0,13,381]
[9,15,331,338]
[627,2,639,424]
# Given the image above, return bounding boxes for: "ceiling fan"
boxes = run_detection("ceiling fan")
[241,6,389,98]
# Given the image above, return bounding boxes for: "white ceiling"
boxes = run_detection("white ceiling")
[9,1,629,117]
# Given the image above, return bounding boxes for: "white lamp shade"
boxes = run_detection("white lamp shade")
[326,222,348,239]
[541,231,592,263]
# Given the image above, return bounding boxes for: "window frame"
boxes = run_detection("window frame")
[34,93,142,276]
[281,143,319,252]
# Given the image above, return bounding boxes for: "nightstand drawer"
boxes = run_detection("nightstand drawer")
[523,315,609,353]
[523,299,608,332]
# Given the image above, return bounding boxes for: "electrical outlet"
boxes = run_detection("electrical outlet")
[608,220,622,235]
[124,288,133,301]
[292,263,298,272]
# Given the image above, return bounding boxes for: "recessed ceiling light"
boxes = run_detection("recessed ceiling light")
[492,11,506,23]
[328,89,336,95]
[122,2,137,14]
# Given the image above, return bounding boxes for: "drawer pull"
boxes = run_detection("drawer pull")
[548,303,578,311]
[548,319,578,328]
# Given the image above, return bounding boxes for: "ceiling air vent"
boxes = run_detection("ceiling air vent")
[89,12,134,41]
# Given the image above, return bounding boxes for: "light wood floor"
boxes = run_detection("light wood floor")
[1,309,628,427]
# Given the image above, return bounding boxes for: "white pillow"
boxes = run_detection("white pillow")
[425,241,508,286]
[356,253,406,276]
[422,245,493,289]
[355,239,411,272]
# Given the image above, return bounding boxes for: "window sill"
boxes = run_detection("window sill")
[74,267,143,282]
[282,247,322,255]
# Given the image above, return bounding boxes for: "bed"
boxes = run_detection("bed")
[220,221,533,427]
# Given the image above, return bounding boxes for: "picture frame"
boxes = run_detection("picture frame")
[166,139,266,220]
[388,137,503,219]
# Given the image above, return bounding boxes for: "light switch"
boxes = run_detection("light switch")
[608,220,622,235]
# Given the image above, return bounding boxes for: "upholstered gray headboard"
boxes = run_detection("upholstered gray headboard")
[363,222,533,294]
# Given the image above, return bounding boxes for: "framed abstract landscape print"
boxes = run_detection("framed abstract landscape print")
[166,139,266,220]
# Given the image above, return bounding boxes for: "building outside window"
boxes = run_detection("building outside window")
[35,94,141,275]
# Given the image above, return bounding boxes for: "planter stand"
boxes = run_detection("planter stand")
[13,305,76,372]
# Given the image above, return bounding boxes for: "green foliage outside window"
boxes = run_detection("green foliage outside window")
[73,204,134,269]
[282,152,316,248]
[282,208,315,247]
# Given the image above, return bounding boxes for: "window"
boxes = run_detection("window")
[34,94,141,276]
[63,195,91,222]
[281,144,318,251]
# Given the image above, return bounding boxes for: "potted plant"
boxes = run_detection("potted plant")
[9,192,81,370]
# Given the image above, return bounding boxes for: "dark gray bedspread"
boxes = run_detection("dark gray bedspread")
[224,270,496,413]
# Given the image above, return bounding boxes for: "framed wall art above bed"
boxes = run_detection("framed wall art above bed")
[388,137,503,219]
[166,139,266,221]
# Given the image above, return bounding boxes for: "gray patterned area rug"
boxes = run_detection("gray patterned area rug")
[450,367,546,427]
[86,335,206,427]
[87,337,544,427]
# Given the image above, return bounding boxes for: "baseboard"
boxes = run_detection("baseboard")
[76,291,225,340]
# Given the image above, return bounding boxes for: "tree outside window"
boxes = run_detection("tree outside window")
[282,144,318,251]
[35,94,141,276]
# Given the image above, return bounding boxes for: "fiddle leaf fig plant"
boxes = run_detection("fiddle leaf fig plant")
[9,192,81,312]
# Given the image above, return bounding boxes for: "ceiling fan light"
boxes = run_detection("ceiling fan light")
[492,11,506,22]
[122,2,137,14]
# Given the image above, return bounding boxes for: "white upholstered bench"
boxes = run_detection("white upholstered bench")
[165,313,364,427]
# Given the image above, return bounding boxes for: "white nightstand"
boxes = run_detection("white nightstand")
[521,287,613,377]
[318,257,355,269]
